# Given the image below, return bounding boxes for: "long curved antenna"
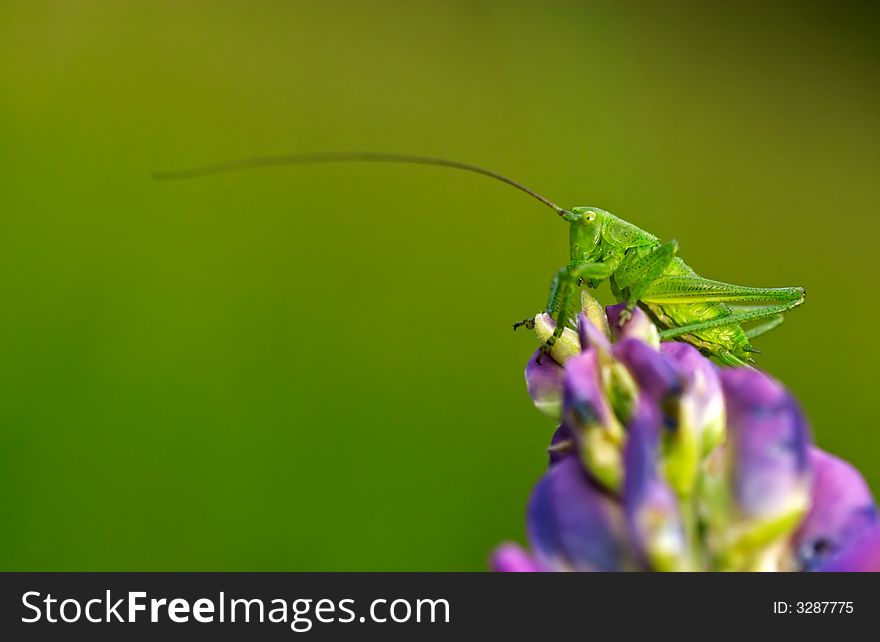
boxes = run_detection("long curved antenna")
[153,151,573,219]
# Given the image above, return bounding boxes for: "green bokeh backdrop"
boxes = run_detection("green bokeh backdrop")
[1,1,877,570]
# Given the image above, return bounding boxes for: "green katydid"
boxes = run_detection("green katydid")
[155,152,805,367]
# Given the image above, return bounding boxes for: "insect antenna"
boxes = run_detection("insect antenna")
[153,151,573,219]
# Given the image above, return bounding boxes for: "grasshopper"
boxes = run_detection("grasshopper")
[156,152,805,366]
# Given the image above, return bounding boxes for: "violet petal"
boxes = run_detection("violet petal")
[661,342,725,454]
[527,457,627,571]
[491,543,543,572]
[606,303,660,347]
[817,526,880,572]
[563,349,625,489]
[562,350,617,432]
[793,447,877,570]
[614,338,685,410]
[577,313,612,357]
[720,368,811,521]
[549,424,575,466]
[623,398,689,570]
[525,349,566,420]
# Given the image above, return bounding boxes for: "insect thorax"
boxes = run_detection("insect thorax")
[600,212,658,249]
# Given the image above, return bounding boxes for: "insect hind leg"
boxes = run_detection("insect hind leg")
[717,350,753,368]
[642,277,805,305]
[658,298,804,340]
[744,313,784,340]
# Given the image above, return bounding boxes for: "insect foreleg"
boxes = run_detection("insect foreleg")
[538,261,616,357]
[641,277,805,305]
[657,299,804,340]
[569,261,618,290]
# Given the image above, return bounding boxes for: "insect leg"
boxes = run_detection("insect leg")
[569,261,617,287]
[657,299,803,340]
[641,277,805,305]
[546,269,565,316]
[744,314,784,339]
[512,318,535,331]
[539,262,615,356]
[716,350,752,367]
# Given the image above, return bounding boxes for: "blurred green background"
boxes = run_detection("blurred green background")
[1,0,877,570]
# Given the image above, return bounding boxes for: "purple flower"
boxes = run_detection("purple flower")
[548,424,574,465]
[614,338,684,405]
[817,526,880,572]
[557,333,627,490]
[703,369,812,570]
[531,313,581,365]
[623,397,690,570]
[496,293,878,571]
[527,457,629,571]
[606,304,660,347]
[720,369,810,518]
[525,349,566,421]
[660,342,725,455]
[578,311,613,357]
[490,543,542,572]
[793,448,877,570]
[563,349,615,433]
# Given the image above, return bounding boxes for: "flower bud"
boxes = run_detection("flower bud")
[533,313,580,364]
[581,290,611,342]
